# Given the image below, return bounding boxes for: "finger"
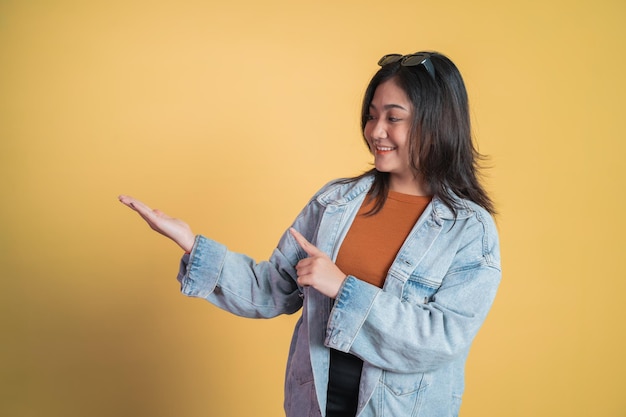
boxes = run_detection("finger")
[153,209,171,219]
[289,228,323,257]
[294,259,311,275]
[118,194,135,208]
[297,275,311,288]
[118,195,156,217]
[118,195,150,211]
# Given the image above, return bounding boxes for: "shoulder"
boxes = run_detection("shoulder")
[460,198,498,235]
[432,194,497,231]
[432,195,500,268]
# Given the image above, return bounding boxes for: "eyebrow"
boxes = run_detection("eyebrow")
[369,103,410,112]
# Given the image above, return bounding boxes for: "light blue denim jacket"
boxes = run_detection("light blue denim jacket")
[177,174,501,417]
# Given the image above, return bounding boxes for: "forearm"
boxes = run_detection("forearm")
[325,266,501,373]
[178,235,303,318]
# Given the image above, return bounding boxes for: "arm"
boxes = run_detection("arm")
[118,194,306,318]
[180,192,355,317]
[325,213,502,374]
[326,263,501,373]
[177,232,304,318]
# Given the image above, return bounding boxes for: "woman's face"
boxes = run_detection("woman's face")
[364,78,414,186]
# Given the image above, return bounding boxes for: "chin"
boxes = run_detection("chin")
[374,163,393,173]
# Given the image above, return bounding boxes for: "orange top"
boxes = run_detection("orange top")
[335,191,431,288]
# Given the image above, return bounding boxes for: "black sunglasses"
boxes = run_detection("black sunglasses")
[378,52,436,80]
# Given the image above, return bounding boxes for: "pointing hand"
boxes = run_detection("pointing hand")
[289,228,347,299]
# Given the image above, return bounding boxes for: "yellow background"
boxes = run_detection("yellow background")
[1,0,624,416]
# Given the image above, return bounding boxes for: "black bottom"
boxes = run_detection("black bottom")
[326,349,363,417]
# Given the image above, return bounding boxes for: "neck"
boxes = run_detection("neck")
[389,174,430,196]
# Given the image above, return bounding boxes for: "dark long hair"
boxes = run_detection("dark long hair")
[353,51,495,216]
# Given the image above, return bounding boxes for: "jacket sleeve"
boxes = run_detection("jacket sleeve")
[176,234,302,318]
[324,216,501,373]
[175,191,326,319]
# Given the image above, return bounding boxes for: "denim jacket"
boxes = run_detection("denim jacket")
[177,174,501,417]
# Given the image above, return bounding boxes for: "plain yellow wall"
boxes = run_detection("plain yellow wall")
[1,0,624,416]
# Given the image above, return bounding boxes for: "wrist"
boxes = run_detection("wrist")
[180,234,195,253]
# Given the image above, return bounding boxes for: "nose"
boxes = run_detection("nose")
[369,119,388,140]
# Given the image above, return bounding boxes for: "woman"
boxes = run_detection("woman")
[119,51,501,417]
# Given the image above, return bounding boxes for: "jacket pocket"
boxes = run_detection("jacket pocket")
[284,334,318,416]
[380,370,431,417]
[401,275,440,305]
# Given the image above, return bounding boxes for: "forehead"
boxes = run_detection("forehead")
[370,79,412,110]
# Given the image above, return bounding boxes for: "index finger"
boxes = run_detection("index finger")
[289,228,321,256]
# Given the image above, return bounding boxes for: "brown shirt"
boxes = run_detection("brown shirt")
[335,191,431,288]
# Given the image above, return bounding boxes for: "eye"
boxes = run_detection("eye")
[388,116,402,122]
[365,114,375,121]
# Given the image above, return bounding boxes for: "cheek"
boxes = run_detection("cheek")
[397,130,412,150]
[363,130,374,148]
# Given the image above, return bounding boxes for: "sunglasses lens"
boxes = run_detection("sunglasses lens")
[402,53,436,79]
[401,54,427,66]
[378,54,403,66]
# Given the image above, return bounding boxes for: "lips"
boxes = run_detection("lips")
[375,145,397,155]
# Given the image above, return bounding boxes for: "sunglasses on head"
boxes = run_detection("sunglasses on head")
[377,52,436,80]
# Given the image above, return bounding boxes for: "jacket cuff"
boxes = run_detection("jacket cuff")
[177,235,228,298]
[324,275,380,352]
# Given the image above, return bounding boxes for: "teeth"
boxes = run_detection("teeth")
[377,146,395,151]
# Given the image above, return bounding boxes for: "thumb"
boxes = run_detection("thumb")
[289,228,323,257]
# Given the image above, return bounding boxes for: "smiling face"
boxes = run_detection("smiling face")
[364,78,421,193]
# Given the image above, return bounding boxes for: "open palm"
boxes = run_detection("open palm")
[118,195,195,252]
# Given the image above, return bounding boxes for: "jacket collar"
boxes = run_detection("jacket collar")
[316,174,475,220]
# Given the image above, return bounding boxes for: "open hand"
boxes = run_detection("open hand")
[118,195,195,253]
[290,228,347,299]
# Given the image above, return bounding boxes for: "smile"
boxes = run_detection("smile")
[375,145,397,154]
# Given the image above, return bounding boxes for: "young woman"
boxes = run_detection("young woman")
[119,51,501,417]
